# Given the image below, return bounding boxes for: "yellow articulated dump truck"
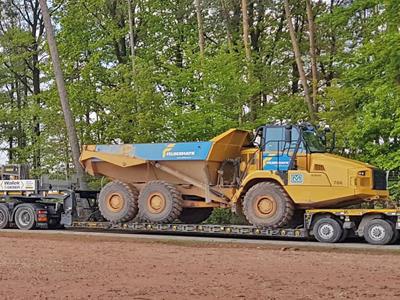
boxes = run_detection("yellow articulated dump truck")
[80,123,400,245]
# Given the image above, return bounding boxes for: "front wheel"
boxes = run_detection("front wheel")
[242,182,294,228]
[313,217,343,243]
[15,206,36,230]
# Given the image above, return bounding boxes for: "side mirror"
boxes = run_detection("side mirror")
[322,126,331,148]
[284,126,292,143]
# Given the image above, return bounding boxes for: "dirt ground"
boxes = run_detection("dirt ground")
[0,232,399,300]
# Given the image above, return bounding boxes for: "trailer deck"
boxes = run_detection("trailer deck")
[71,221,309,238]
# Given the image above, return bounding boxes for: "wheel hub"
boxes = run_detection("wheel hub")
[19,211,31,226]
[148,193,166,213]
[369,225,385,241]
[255,196,276,216]
[318,224,334,240]
[107,193,124,212]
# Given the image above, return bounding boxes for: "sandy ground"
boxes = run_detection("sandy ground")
[0,232,399,300]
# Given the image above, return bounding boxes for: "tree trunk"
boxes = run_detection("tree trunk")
[241,0,251,62]
[283,0,316,122]
[195,0,205,59]
[306,0,318,109]
[220,0,233,50]
[38,0,87,189]
[127,0,136,75]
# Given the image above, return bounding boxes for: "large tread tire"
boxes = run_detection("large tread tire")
[363,219,394,245]
[313,217,343,243]
[98,181,139,223]
[14,206,36,230]
[243,182,294,228]
[138,181,183,223]
[0,204,10,229]
[179,208,213,224]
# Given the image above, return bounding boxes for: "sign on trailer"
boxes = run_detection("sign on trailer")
[0,180,37,191]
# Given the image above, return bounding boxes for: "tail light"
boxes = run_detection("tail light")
[37,210,48,222]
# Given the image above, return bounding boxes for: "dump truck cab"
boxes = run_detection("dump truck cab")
[236,123,388,208]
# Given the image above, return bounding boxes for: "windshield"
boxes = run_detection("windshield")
[302,131,326,153]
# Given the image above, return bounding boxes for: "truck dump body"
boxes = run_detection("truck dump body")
[80,129,251,201]
[95,142,213,161]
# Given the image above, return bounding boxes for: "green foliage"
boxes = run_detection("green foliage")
[0,0,399,199]
[206,208,248,225]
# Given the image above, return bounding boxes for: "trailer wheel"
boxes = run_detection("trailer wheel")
[313,218,343,243]
[139,181,183,223]
[98,181,139,223]
[0,205,10,229]
[178,208,213,224]
[243,182,294,228]
[363,219,394,245]
[14,206,36,230]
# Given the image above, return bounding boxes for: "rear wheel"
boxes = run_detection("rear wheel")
[363,219,394,245]
[178,208,213,224]
[243,182,294,228]
[98,181,139,223]
[138,181,183,223]
[313,217,343,243]
[0,205,9,229]
[15,206,36,230]
[387,220,399,244]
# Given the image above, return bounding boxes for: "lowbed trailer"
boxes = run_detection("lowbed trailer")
[65,206,400,245]
[1,186,399,245]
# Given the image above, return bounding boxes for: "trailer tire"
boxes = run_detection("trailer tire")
[243,182,294,228]
[0,204,9,229]
[363,219,394,245]
[313,217,343,243]
[98,181,139,223]
[14,206,36,230]
[139,181,183,223]
[178,208,213,224]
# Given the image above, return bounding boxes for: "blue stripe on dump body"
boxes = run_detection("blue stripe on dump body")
[95,142,213,161]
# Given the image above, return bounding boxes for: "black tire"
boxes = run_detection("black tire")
[0,204,10,229]
[313,217,343,243]
[179,208,213,224]
[339,229,349,243]
[138,181,183,223]
[14,206,36,230]
[242,182,294,227]
[364,219,394,245]
[387,220,399,244]
[98,181,139,223]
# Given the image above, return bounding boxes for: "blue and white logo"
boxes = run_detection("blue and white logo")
[290,173,304,184]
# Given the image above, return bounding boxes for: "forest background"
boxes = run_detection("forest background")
[0,0,399,197]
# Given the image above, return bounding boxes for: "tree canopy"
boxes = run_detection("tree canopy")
[0,0,399,188]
